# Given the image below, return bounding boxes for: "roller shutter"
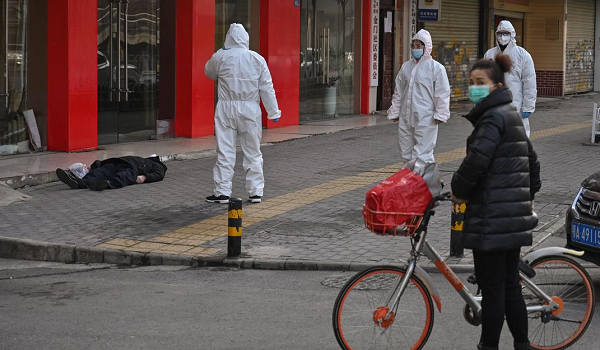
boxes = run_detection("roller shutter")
[565,0,596,94]
[423,0,479,101]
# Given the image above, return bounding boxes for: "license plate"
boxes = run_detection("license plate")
[571,222,600,248]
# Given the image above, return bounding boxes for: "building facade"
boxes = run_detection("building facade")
[0,0,598,156]
[404,0,599,100]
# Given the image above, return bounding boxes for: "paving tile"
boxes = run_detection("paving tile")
[1,95,597,266]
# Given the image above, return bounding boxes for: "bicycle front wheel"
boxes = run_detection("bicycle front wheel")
[332,266,435,350]
[525,256,595,350]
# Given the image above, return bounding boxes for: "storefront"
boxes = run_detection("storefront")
[97,0,160,144]
[0,0,408,155]
[422,0,480,102]
[565,0,596,94]
[299,0,358,121]
[0,0,28,155]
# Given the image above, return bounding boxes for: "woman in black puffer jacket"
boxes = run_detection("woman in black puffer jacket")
[451,54,541,350]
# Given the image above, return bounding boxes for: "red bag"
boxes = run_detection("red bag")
[364,168,433,234]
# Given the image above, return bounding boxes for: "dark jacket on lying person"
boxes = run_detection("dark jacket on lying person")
[56,156,167,191]
[90,156,167,184]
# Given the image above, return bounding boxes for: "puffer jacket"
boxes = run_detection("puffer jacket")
[451,86,541,252]
[92,156,167,184]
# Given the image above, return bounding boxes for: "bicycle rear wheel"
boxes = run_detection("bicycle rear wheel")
[524,256,595,350]
[332,266,434,350]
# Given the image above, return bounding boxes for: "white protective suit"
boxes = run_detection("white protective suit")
[205,24,281,197]
[387,29,450,173]
[484,20,537,137]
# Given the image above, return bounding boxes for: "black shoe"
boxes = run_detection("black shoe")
[206,195,230,204]
[249,195,262,203]
[56,168,80,189]
[89,180,110,191]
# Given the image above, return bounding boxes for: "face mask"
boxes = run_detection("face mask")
[411,49,424,60]
[497,33,511,46]
[69,163,89,179]
[469,85,494,104]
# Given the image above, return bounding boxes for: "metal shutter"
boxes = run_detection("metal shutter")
[423,0,479,101]
[565,0,596,94]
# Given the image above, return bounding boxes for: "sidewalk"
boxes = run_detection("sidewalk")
[1,93,599,271]
[0,115,392,189]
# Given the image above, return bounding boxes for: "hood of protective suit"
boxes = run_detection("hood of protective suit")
[496,20,516,43]
[224,23,249,50]
[412,29,433,58]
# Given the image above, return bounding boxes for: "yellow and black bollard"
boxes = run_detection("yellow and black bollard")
[450,201,466,257]
[227,198,243,257]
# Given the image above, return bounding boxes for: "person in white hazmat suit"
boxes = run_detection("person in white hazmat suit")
[204,23,281,204]
[387,29,450,174]
[484,20,536,137]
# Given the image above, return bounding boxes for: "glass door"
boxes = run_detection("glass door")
[97,0,159,145]
[0,0,27,151]
[299,0,355,122]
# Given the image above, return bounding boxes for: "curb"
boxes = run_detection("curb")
[0,223,572,273]
[0,225,566,272]
[0,235,475,273]
[0,236,223,267]
[1,172,60,190]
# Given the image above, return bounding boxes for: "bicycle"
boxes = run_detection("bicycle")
[333,192,596,350]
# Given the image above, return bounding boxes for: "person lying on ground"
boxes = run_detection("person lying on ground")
[55,155,167,191]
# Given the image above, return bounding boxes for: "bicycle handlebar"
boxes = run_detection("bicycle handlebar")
[414,192,452,235]
[434,192,451,202]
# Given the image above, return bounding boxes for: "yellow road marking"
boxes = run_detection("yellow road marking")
[98,120,591,257]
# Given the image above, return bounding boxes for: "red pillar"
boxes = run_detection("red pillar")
[47,0,97,151]
[260,0,300,128]
[175,0,215,137]
[361,0,372,115]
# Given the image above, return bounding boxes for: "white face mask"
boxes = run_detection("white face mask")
[69,163,89,179]
[497,33,511,46]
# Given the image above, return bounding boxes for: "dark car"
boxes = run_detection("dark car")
[566,171,600,256]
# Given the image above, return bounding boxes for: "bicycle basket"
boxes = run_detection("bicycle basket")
[362,205,424,236]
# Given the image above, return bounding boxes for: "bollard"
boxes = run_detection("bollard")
[450,201,466,257]
[227,198,243,257]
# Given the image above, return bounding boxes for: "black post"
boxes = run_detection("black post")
[450,201,465,257]
[227,198,243,257]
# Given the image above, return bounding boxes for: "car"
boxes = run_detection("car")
[565,171,600,257]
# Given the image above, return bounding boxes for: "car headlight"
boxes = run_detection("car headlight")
[571,187,583,220]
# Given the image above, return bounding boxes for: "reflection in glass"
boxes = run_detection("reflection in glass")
[215,0,252,50]
[0,0,28,153]
[300,0,355,122]
[214,0,253,113]
[97,0,160,144]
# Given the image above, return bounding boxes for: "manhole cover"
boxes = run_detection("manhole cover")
[321,274,399,290]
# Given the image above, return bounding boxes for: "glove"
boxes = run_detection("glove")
[272,118,279,123]
[521,112,531,118]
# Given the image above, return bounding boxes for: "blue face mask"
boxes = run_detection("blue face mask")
[411,49,424,60]
[469,85,494,104]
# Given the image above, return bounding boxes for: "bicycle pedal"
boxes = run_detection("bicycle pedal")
[466,273,477,285]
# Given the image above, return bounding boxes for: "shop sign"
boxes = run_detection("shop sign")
[417,0,440,22]
[370,0,380,86]
[410,0,418,37]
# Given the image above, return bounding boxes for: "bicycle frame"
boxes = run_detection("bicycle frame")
[383,197,560,323]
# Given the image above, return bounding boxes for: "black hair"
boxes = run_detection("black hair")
[470,54,513,86]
